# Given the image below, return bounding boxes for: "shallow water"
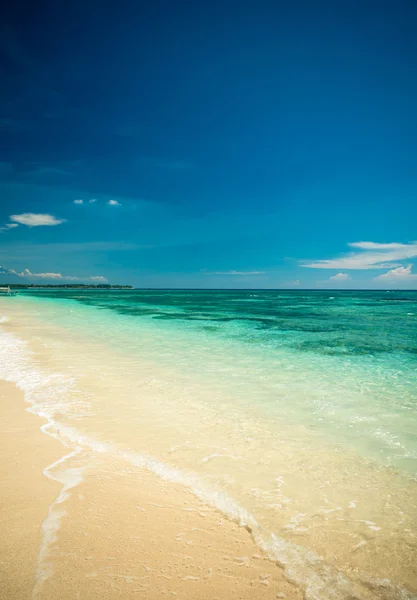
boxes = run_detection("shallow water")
[1,289,416,599]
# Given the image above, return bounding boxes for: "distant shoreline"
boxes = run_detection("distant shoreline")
[2,284,133,289]
[2,285,417,291]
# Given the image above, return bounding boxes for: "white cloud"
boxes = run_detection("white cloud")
[75,198,99,205]
[205,270,265,275]
[10,213,66,227]
[302,241,417,270]
[349,242,410,251]
[374,264,417,282]
[0,265,107,282]
[108,199,121,206]
[0,223,19,232]
[330,273,350,281]
[21,269,64,279]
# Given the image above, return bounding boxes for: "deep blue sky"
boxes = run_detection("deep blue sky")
[1,0,416,288]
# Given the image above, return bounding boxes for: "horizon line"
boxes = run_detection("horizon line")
[6,285,417,292]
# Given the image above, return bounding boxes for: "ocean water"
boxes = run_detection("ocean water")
[0,289,416,599]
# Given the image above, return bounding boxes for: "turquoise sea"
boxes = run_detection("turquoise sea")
[1,289,416,599]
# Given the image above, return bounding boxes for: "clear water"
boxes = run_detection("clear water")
[1,289,416,599]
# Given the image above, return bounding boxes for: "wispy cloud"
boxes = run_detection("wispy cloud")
[0,265,108,283]
[89,199,97,203]
[74,199,83,204]
[205,270,265,276]
[0,223,19,233]
[349,242,410,251]
[330,272,350,281]
[108,199,121,206]
[302,241,417,270]
[10,213,66,227]
[373,264,417,282]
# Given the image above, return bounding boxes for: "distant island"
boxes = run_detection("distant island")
[4,284,133,289]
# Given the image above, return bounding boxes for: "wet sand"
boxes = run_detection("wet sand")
[0,379,300,600]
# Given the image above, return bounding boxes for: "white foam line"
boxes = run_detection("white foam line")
[0,326,86,597]
[32,446,84,599]
[0,324,414,600]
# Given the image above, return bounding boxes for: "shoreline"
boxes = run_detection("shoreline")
[0,380,63,599]
[0,378,299,599]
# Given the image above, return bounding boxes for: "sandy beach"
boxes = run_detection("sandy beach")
[0,379,299,600]
[0,381,62,599]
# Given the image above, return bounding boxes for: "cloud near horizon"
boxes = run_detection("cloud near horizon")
[330,272,350,281]
[373,264,417,282]
[0,265,107,283]
[302,241,417,270]
[9,213,66,226]
[108,199,121,206]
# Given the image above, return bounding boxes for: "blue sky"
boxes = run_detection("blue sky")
[1,0,416,288]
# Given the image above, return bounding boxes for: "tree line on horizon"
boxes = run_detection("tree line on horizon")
[1,283,133,289]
